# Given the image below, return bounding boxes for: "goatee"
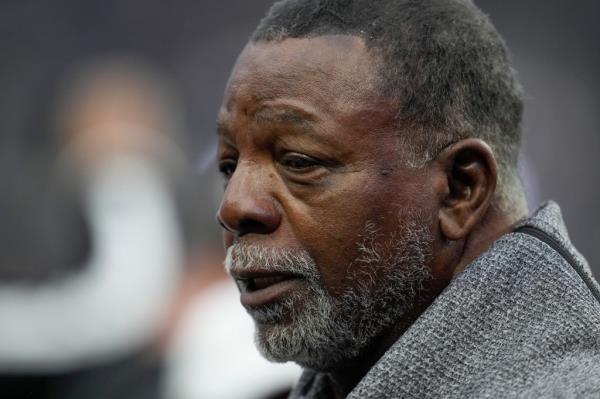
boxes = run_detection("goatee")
[225,211,433,370]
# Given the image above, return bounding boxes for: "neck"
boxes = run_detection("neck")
[326,284,443,398]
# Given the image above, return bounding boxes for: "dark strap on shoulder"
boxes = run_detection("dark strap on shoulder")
[514,226,600,304]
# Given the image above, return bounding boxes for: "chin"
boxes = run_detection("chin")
[254,324,356,371]
[249,288,367,371]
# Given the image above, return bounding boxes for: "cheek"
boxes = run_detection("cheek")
[289,178,404,296]
[291,171,437,297]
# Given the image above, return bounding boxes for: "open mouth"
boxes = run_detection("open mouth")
[239,274,297,292]
[235,272,304,308]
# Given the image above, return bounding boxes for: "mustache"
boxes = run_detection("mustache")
[225,242,319,278]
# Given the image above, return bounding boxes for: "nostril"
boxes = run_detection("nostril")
[238,219,274,236]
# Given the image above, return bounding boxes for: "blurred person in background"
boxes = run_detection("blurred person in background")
[0,58,199,399]
[0,54,302,399]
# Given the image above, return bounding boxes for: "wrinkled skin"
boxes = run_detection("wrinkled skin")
[216,35,511,398]
[217,35,440,292]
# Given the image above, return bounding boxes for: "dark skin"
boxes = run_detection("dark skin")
[216,35,524,398]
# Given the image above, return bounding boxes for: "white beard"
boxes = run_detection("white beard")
[225,211,433,370]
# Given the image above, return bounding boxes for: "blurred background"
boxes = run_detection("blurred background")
[0,0,598,398]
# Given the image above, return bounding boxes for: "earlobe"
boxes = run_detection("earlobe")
[437,139,497,241]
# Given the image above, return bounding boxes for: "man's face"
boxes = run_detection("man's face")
[217,35,436,369]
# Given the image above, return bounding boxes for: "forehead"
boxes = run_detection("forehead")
[220,35,384,122]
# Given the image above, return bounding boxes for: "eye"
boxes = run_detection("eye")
[280,153,320,172]
[218,158,237,179]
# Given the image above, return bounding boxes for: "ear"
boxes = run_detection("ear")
[436,138,497,241]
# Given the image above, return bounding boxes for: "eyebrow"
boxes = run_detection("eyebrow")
[216,104,320,141]
[254,105,318,133]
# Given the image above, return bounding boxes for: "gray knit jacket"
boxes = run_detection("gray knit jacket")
[290,202,600,398]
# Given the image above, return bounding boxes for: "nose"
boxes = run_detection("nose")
[216,162,281,238]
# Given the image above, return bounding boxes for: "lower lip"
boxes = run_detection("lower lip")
[240,278,303,308]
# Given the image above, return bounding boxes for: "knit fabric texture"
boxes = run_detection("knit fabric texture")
[290,201,600,398]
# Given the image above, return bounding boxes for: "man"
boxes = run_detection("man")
[216,0,600,397]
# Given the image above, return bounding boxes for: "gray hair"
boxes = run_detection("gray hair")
[253,0,527,213]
